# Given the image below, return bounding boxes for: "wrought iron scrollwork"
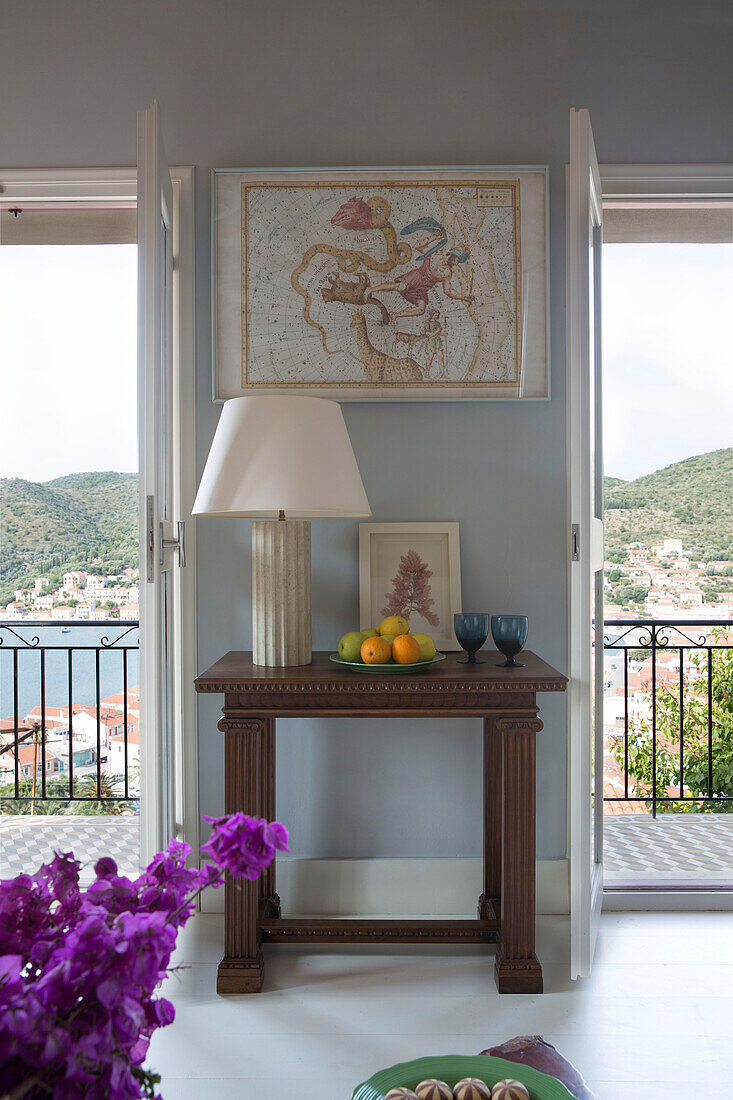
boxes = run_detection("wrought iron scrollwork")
[654,624,708,649]
[603,623,653,648]
[603,618,727,651]
[100,625,139,648]
[0,625,40,648]
[602,617,733,817]
[1,622,139,650]
[1,620,140,807]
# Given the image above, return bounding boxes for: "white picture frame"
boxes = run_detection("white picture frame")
[359,522,462,651]
[212,166,550,401]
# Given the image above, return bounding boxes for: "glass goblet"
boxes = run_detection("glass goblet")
[453,612,489,664]
[491,614,529,668]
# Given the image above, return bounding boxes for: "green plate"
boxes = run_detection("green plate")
[330,653,446,674]
[351,1054,575,1100]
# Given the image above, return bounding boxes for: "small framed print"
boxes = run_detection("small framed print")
[359,522,462,651]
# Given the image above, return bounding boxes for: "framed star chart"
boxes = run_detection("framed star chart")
[212,166,549,401]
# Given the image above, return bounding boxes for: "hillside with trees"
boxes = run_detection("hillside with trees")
[0,472,138,604]
[1,452,730,610]
[604,449,732,563]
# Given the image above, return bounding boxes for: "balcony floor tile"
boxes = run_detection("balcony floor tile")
[0,813,139,881]
[604,813,733,886]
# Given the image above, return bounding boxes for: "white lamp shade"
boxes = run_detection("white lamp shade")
[193,395,371,519]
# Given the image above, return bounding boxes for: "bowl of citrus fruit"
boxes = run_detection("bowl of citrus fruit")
[331,617,445,674]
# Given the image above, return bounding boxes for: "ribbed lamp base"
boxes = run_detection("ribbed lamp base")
[251,520,312,667]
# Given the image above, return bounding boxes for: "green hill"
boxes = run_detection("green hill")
[0,472,138,603]
[1,453,730,607]
[604,449,732,561]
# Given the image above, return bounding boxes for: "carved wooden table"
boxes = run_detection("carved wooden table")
[195,651,566,994]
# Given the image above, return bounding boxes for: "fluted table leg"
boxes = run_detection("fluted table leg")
[494,715,544,994]
[259,717,280,917]
[479,716,502,921]
[217,716,264,994]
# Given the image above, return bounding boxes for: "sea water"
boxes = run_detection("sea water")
[0,623,140,723]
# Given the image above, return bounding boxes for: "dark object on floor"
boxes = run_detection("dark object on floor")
[480,1037,594,1099]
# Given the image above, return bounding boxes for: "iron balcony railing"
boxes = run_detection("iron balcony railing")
[602,618,733,817]
[0,621,139,807]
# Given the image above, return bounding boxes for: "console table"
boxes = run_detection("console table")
[195,651,566,994]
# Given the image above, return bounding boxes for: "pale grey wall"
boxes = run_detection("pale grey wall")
[2,0,731,860]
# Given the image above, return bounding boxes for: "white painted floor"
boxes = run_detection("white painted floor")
[149,912,733,1100]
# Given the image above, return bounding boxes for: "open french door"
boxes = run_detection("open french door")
[138,101,186,862]
[567,107,605,979]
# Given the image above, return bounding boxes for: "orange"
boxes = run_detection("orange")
[392,634,421,665]
[361,635,392,664]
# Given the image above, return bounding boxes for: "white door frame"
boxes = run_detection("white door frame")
[599,163,733,201]
[566,108,605,980]
[597,162,733,912]
[168,166,199,863]
[0,166,199,861]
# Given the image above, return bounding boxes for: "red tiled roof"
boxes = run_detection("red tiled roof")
[6,743,65,766]
[111,728,140,745]
[101,689,141,708]
[23,704,127,729]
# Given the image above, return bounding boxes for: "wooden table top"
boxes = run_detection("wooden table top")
[195,650,567,694]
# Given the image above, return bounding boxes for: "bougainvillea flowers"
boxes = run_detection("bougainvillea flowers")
[0,812,288,1099]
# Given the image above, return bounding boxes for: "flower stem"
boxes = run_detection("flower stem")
[2,1075,52,1100]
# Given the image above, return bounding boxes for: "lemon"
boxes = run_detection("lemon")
[412,634,436,661]
[378,615,409,637]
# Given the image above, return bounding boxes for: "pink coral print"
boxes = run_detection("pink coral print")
[381,548,440,627]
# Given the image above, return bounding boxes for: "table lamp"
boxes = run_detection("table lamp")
[193,395,371,666]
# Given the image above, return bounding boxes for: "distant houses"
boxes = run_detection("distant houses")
[602,534,732,817]
[0,687,141,790]
[109,726,140,776]
[20,699,139,750]
[1,567,139,622]
[604,540,733,620]
[0,570,141,796]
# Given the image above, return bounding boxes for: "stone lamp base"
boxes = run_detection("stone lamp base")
[251,519,312,666]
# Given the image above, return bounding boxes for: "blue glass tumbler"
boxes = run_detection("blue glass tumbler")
[453,612,490,664]
[491,614,529,668]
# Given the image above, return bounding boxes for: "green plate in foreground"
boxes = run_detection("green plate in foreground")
[351,1054,575,1100]
[329,653,446,674]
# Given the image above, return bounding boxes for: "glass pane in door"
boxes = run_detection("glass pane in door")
[0,207,140,881]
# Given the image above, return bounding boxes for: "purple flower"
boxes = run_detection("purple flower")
[0,953,22,984]
[152,996,175,1027]
[94,855,119,878]
[0,812,286,1099]
[201,813,289,880]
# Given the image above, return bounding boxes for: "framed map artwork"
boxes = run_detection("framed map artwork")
[212,167,549,401]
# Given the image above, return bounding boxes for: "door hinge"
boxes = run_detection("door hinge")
[160,520,186,568]
[571,523,580,561]
[146,496,155,582]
